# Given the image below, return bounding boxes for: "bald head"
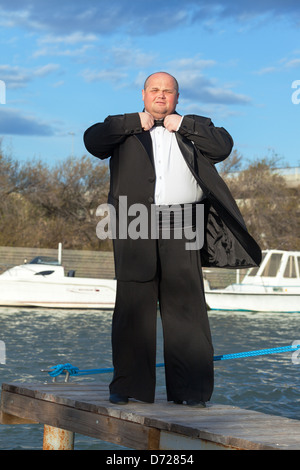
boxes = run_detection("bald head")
[142,72,179,119]
[144,72,179,93]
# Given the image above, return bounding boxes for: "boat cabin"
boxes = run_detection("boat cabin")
[243,250,300,286]
[0,256,65,279]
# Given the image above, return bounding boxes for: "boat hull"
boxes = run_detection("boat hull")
[205,290,300,313]
[0,278,116,309]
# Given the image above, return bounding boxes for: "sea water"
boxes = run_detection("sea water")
[0,308,299,450]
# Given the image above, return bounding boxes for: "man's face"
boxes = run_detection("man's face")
[142,73,179,119]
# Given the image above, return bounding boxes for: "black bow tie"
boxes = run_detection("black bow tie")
[153,120,164,127]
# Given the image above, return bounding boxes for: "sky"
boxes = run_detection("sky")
[0,0,300,168]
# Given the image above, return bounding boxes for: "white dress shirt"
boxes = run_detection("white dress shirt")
[150,124,203,205]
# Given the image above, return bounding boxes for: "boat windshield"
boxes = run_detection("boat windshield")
[283,256,297,278]
[29,256,60,265]
[261,253,282,277]
[247,252,267,276]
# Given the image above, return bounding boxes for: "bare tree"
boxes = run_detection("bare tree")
[0,143,298,251]
[0,148,111,249]
[217,148,243,176]
[223,157,300,250]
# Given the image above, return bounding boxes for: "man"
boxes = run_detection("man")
[84,72,261,407]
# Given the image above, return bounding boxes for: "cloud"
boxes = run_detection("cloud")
[0,65,30,89]
[81,45,156,86]
[32,31,98,59]
[199,86,251,105]
[283,58,300,68]
[33,44,94,59]
[168,57,217,71]
[180,76,251,105]
[39,32,98,45]
[0,2,191,35]
[82,68,128,85]
[0,108,55,136]
[109,46,156,69]
[254,52,300,74]
[0,1,300,37]
[218,0,300,19]
[166,58,251,106]
[194,0,300,26]
[33,64,60,77]
[254,66,278,75]
[0,64,60,89]
[83,49,251,107]
[97,51,252,108]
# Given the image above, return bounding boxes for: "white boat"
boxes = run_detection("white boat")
[0,255,116,309]
[204,250,300,313]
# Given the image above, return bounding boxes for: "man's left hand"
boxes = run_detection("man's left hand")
[164,114,182,132]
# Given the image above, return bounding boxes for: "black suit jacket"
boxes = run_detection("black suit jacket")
[84,113,261,281]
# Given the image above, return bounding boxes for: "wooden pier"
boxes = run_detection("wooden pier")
[1,381,300,450]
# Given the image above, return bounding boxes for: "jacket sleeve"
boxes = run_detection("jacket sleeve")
[177,115,234,163]
[83,113,143,160]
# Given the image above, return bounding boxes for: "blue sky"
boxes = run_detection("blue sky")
[0,0,299,168]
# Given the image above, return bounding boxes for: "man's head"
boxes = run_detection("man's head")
[142,72,179,119]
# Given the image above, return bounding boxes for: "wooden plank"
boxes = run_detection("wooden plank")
[1,382,300,450]
[1,389,159,450]
[0,410,37,425]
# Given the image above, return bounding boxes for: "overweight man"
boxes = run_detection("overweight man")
[84,72,261,407]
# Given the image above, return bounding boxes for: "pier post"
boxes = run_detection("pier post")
[43,424,74,450]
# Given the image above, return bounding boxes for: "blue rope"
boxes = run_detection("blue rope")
[48,344,300,378]
[214,344,300,361]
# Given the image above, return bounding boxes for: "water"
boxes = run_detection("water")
[0,307,299,450]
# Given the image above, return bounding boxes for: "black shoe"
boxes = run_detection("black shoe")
[173,399,206,408]
[186,400,206,408]
[109,393,128,405]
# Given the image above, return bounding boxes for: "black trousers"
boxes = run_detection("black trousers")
[109,229,214,403]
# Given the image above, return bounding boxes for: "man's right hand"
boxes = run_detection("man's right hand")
[139,112,154,131]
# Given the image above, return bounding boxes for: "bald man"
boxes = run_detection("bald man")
[84,72,261,407]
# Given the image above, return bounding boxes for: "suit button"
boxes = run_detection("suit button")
[148,197,154,203]
[148,177,155,183]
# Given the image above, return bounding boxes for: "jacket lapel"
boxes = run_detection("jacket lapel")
[175,133,195,168]
[135,132,154,167]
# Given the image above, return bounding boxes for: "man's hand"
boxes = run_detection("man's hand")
[139,112,154,131]
[164,114,182,132]
[139,112,182,132]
